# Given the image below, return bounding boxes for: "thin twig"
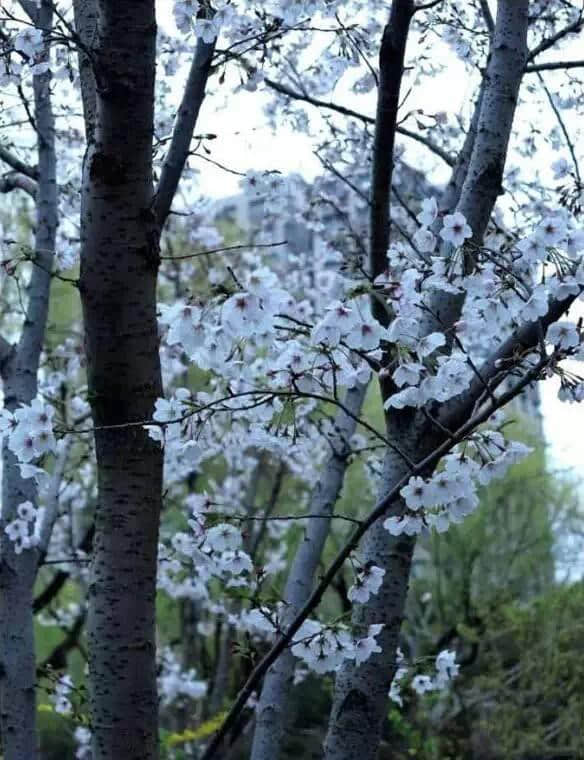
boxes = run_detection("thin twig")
[159,241,287,261]
[537,72,582,186]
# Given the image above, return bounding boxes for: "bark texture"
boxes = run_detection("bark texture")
[154,29,216,227]
[250,382,368,760]
[323,414,440,760]
[0,4,56,756]
[78,3,163,758]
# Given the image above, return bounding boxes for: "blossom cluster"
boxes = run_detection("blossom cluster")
[0,399,57,466]
[74,727,92,760]
[3,500,44,554]
[158,648,207,707]
[158,492,255,601]
[384,434,532,537]
[53,674,74,715]
[290,620,384,672]
[241,608,385,674]
[389,649,460,707]
[347,563,385,604]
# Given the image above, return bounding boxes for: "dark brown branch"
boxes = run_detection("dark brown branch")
[414,0,443,11]
[37,609,86,674]
[478,0,495,34]
[159,241,287,261]
[370,0,415,296]
[0,335,14,375]
[200,351,553,760]
[154,27,216,227]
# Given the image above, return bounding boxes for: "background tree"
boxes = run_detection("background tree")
[0,2,57,756]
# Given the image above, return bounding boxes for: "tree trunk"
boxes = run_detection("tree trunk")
[78,3,163,758]
[250,381,368,760]
[0,445,40,760]
[323,448,415,760]
[0,3,56,756]
[323,3,529,759]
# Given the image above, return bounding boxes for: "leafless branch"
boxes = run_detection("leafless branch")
[527,15,583,61]
[537,72,582,186]
[159,240,287,261]
[0,145,38,179]
[0,334,14,374]
[261,76,454,166]
[478,0,495,34]
[525,58,584,72]
[154,26,216,228]
[37,438,73,555]
[0,173,37,198]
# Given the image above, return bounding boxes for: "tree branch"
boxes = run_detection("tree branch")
[527,15,583,62]
[33,523,95,613]
[478,0,495,34]
[15,5,58,378]
[36,438,73,556]
[0,173,37,198]
[369,0,415,325]
[17,0,39,25]
[444,289,581,428]
[37,609,86,674]
[525,58,584,72]
[0,334,15,375]
[72,0,98,142]
[414,0,443,11]
[537,71,581,187]
[154,31,216,227]
[261,75,454,166]
[0,145,38,179]
[201,349,554,760]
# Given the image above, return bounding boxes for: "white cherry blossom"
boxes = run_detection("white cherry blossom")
[439,212,472,246]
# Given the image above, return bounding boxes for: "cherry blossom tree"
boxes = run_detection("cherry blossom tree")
[1,1,583,759]
[0,2,57,756]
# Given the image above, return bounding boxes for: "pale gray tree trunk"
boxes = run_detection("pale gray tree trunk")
[0,4,57,757]
[323,3,529,759]
[250,382,368,760]
[209,462,285,717]
[323,434,434,760]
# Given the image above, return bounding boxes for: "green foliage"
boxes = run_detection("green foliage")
[396,417,583,759]
[36,707,76,760]
[469,582,584,759]
[163,710,228,750]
